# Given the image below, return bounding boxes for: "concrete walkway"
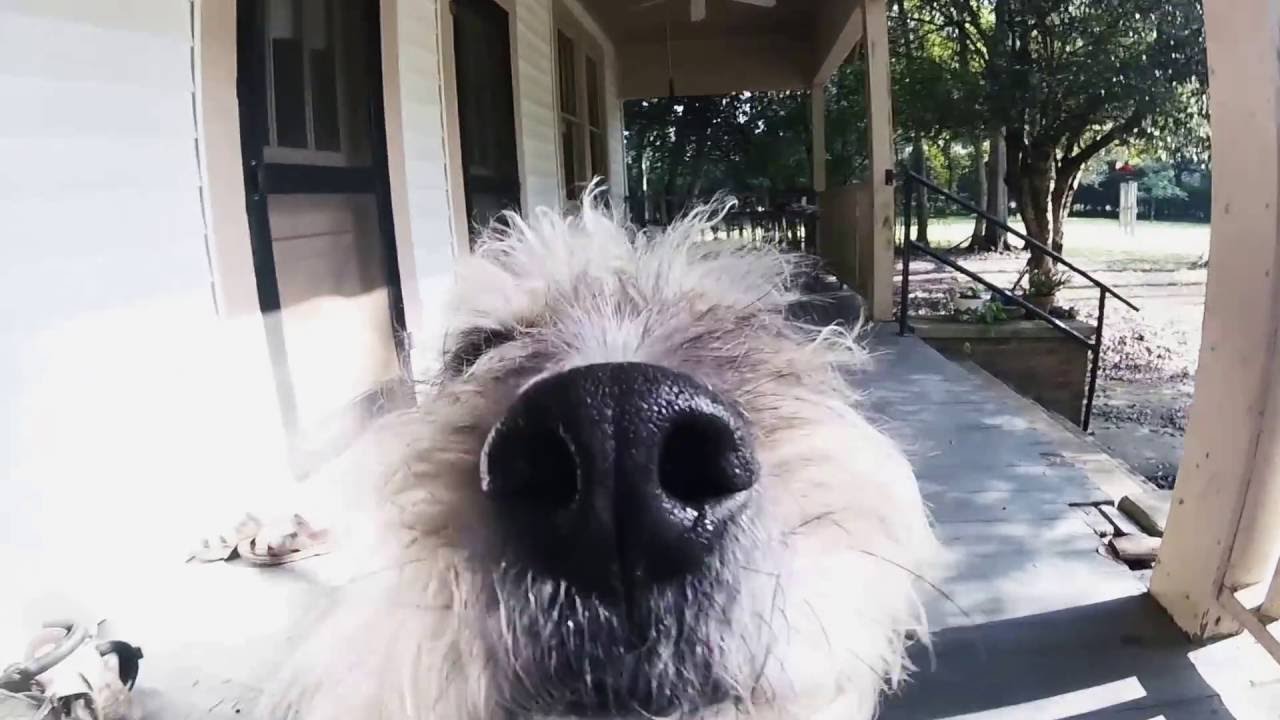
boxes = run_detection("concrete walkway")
[865,330,1280,720]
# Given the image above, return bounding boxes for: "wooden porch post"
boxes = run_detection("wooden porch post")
[1150,0,1280,640]
[811,84,827,194]
[862,0,894,321]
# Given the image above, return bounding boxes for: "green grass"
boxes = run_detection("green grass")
[905,216,1210,265]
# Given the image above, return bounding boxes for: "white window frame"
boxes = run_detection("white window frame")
[553,16,607,203]
[262,0,355,167]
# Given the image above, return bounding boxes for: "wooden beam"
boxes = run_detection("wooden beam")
[1150,0,1280,640]
[811,83,827,193]
[1220,588,1280,664]
[814,4,864,84]
[616,36,811,99]
[861,0,894,321]
[1262,555,1280,619]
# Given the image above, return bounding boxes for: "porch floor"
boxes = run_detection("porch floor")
[865,329,1280,720]
[9,331,1280,719]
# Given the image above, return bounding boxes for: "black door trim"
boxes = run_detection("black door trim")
[258,164,376,195]
[359,0,411,378]
[236,0,299,433]
[235,0,411,453]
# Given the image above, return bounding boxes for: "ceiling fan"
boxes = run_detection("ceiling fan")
[634,0,777,23]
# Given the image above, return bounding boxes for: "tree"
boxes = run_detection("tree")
[889,0,989,248]
[985,0,1207,269]
[977,0,1010,252]
[825,60,870,187]
[1074,151,1209,221]
[623,0,1208,257]
[624,90,818,223]
[1138,164,1191,220]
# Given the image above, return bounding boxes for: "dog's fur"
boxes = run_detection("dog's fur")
[263,194,937,719]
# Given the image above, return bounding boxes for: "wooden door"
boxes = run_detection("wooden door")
[236,0,409,470]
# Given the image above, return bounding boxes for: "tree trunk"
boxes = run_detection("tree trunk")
[971,136,987,245]
[1014,143,1055,273]
[662,97,700,222]
[944,139,957,193]
[912,135,930,246]
[1049,164,1082,256]
[983,128,1009,250]
[1015,148,1083,273]
[986,0,1012,252]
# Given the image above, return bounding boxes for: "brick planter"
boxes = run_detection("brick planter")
[911,317,1097,426]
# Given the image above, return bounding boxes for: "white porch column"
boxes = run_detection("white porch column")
[811,84,827,193]
[1150,0,1280,639]
[862,0,895,321]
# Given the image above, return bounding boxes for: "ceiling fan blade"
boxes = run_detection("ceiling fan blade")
[691,0,706,22]
[731,0,777,6]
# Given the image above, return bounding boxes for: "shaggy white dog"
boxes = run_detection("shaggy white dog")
[263,194,937,719]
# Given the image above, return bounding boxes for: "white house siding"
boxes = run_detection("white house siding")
[514,0,563,213]
[0,1,211,335]
[386,0,461,373]
[388,0,581,372]
[0,0,303,641]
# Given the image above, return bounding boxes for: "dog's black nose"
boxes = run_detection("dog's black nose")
[482,362,757,598]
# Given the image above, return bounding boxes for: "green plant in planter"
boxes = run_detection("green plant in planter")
[1026,269,1070,297]
[1024,269,1071,313]
[955,284,989,313]
[955,299,1008,324]
[976,300,1007,325]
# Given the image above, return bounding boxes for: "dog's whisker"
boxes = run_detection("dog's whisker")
[849,548,971,626]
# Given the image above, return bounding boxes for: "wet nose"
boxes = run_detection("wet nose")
[481,362,757,598]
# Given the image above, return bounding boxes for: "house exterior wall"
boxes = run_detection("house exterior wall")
[387,0,626,372]
[505,0,625,211]
[513,0,563,212]
[0,0,296,594]
[383,0,462,372]
[0,0,628,605]
[0,1,215,332]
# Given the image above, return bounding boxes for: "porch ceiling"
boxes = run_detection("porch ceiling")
[580,0,865,98]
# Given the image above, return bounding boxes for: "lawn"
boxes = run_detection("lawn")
[905,215,1209,263]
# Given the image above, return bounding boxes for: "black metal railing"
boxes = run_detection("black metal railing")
[897,171,1139,431]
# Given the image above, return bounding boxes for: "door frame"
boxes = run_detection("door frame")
[451,0,523,235]
[233,0,410,441]
[441,0,527,250]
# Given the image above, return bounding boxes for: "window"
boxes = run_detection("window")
[555,27,607,202]
[265,0,345,157]
[557,31,581,200]
[586,55,605,181]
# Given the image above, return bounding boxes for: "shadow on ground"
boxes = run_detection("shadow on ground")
[883,595,1240,720]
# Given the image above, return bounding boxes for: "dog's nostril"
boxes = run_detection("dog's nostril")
[483,363,757,596]
[659,413,754,505]
[485,424,579,509]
